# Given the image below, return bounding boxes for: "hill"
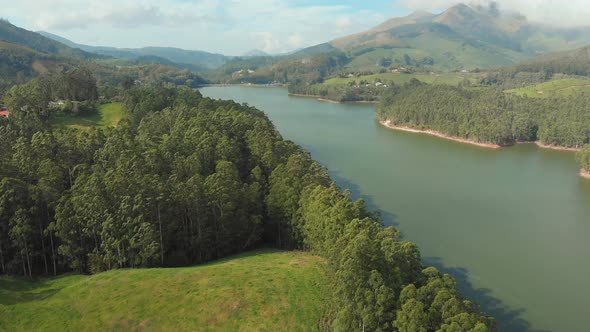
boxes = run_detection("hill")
[209,3,590,84]
[509,45,590,76]
[0,40,76,93]
[39,31,229,70]
[0,20,100,59]
[506,78,590,98]
[0,250,328,331]
[328,3,590,71]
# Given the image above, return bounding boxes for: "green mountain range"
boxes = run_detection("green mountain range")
[38,31,229,70]
[324,3,590,71]
[0,20,100,60]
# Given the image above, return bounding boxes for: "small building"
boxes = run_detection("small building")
[0,110,10,117]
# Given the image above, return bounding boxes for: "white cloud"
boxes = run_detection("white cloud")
[397,0,590,27]
[0,0,387,54]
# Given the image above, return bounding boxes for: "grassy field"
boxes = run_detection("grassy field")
[51,102,124,129]
[0,250,328,332]
[323,72,480,86]
[506,78,590,98]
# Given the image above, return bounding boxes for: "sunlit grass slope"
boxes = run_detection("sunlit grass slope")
[506,78,590,98]
[323,72,479,86]
[0,250,327,332]
[51,102,124,129]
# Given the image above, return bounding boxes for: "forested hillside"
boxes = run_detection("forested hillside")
[0,78,494,330]
[0,21,209,97]
[0,20,99,59]
[39,31,229,70]
[377,81,590,175]
[377,82,590,148]
[578,146,590,176]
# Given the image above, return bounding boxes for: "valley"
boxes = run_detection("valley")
[1,2,590,331]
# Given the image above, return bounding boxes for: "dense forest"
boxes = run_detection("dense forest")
[289,80,386,102]
[578,145,590,174]
[0,74,494,330]
[377,82,590,149]
[209,51,349,85]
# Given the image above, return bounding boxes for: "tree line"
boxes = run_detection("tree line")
[378,82,590,173]
[0,79,494,330]
[377,82,590,146]
[578,145,590,174]
[289,80,386,102]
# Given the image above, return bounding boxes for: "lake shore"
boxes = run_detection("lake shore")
[379,120,502,149]
[289,93,379,104]
[202,83,286,88]
[534,142,581,152]
[581,169,590,179]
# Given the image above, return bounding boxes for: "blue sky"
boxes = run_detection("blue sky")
[0,0,414,54]
[0,0,587,55]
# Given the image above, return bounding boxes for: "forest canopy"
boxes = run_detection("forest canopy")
[0,81,494,331]
[377,83,590,149]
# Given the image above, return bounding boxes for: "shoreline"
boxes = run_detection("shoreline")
[202,83,286,88]
[581,169,590,179]
[289,93,379,105]
[534,142,581,152]
[380,120,583,152]
[379,120,502,149]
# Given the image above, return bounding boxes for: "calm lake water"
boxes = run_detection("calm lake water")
[201,86,590,332]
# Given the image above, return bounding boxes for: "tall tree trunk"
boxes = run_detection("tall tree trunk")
[46,208,57,275]
[0,237,5,274]
[38,218,48,275]
[24,241,32,277]
[158,204,164,266]
[21,250,27,276]
[49,230,57,275]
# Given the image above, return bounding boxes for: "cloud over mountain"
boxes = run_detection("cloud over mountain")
[398,0,590,27]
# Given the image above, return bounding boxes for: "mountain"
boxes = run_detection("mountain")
[0,40,69,85]
[509,45,590,76]
[326,3,590,70]
[0,20,100,59]
[39,32,229,70]
[242,49,269,57]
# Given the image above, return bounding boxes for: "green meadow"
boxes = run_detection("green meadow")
[0,250,328,332]
[323,72,479,86]
[51,102,124,129]
[506,78,590,98]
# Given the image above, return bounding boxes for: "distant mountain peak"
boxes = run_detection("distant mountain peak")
[243,49,269,57]
[408,10,434,19]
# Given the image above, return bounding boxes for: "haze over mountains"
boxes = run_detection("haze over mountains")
[2,2,590,80]
[38,31,228,71]
[319,3,590,70]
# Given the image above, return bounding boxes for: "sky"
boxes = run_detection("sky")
[1,0,589,55]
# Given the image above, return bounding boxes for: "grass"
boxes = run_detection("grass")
[51,102,124,130]
[0,249,328,332]
[323,72,479,86]
[506,78,590,98]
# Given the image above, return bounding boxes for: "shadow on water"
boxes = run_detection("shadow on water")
[423,257,549,332]
[325,164,542,332]
[329,171,399,228]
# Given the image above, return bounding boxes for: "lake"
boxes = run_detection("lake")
[201,86,590,332]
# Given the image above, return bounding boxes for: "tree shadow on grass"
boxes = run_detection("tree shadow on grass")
[423,257,550,332]
[0,277,60,305]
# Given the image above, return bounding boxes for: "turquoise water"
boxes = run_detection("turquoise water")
[201,86,590,332]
